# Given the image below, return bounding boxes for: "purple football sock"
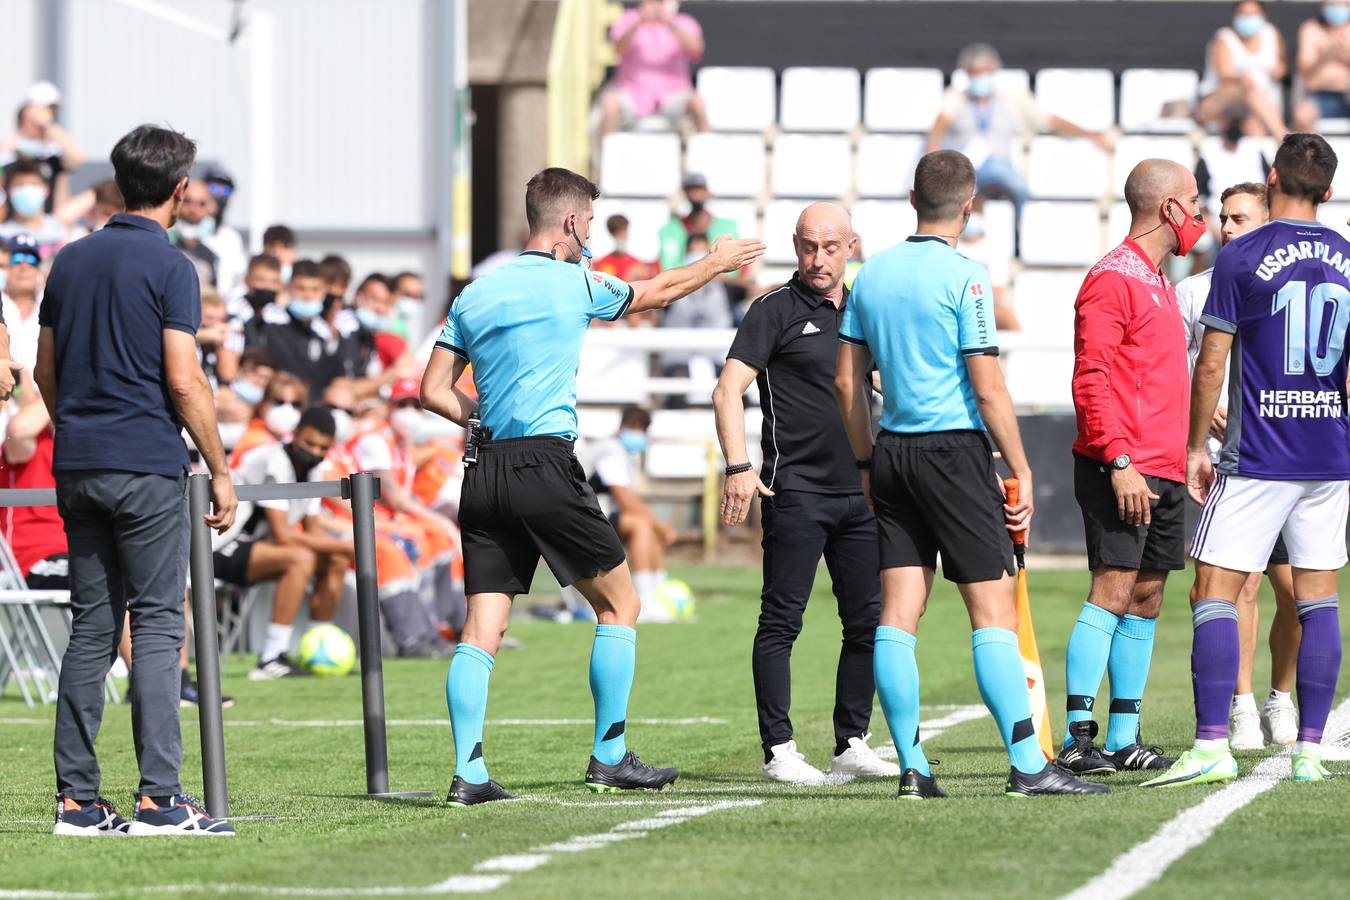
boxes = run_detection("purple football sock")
[1295,598,1341,744]
[1191,599,1239,742]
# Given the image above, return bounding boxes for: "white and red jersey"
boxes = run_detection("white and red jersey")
[0,429,67,575]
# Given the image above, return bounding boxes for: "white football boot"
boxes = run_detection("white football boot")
[830,733,902,777]
[1229,697,1264,751]
[762,740,827,785]
[1261,694,1299,746]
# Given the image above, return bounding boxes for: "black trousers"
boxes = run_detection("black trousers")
[753,489,882,758]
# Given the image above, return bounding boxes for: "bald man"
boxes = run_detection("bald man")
[713,202,896,785]
[1058,159,1201,777]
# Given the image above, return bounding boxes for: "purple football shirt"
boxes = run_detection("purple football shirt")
[1201,219,1350,480]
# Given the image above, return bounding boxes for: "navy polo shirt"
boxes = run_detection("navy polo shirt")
[39,213,201,475]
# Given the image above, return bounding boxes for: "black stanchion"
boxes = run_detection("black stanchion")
[188,473,230,819]
[349,473,392,796]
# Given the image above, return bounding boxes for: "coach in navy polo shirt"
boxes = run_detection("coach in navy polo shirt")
[36,125,237,837]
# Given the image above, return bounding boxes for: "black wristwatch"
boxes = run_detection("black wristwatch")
[856,458,872,470]
[1110,454,1132,470]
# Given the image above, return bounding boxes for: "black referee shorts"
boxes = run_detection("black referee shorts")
[1073,453,1186,572]
[459,436,627,595]
[871,430,1013,584]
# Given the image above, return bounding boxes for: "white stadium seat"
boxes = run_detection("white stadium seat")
[576,408,622,441]
[649,410,717,440]
[1026,136,1110,200]
[951,68,1030,96]
[763,200,805,264]
[771,133,853,197]
[1012,268,1086,344]
[855,134,925,198]
[863,68,945,132]
[599,133,681,198]
[756,265,799,288]
[589,198,670,263]
[1035,68,1116,133]
[853,199,917,259]
[1118,69,1199,133]
[1108,202,1132,244]
[696,67,777,132]
[1019,201,1102,266]
[686,133,766,198]
[1004,348,1076,409]
[1317,202,1350,241]
[1327,138,1350,201]
[706,199,760,243]
[780,67,861,132]
[1112,135,1195,197]
[982,199,1017,268]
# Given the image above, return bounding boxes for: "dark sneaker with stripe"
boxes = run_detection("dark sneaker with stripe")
[1102,742,1174,772]
[248,652,306,681]
[585,751,678,792]
[898,768,948,800]
[1006,765,1110,797]
[1054,720,1116,775]
[447,776,515,806]
[53,795,130,836]
[128,794,235,836]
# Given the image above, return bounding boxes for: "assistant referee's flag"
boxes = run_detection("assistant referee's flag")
[1004,478,1054,762]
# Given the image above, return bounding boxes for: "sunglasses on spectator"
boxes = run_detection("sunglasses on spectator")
[269,399,301,409]
[10,252,38,267]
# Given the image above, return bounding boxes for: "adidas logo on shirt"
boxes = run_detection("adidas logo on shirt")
[801,322,821,335]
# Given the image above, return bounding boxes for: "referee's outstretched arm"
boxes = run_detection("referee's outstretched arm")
[625,235,764,314]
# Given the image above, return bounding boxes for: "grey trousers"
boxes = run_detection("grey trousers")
[53,470,189,801]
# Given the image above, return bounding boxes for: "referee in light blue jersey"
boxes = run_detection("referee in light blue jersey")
[835,149,1106,799]
[420,167,764,805]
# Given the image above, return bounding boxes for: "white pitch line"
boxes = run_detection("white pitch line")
[1059,695,1350,900]
[875,704,990,760]
[224,717,727,728]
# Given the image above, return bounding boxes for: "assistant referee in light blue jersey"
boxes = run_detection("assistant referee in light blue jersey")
[421,167,764,805]
[835,150,1106,798]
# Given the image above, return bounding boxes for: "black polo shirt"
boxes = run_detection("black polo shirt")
[726,273,861,495]
[251,316,342,393]
[39,213,200,476]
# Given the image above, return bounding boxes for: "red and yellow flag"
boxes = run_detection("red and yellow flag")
[1005,479,1055,762]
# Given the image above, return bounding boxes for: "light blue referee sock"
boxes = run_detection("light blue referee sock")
[590,624,637,765]
[874,626,930,776]
[1062,601,1121,748]
[446,642,494,783]
[1105,614,1156,752]
[973,628,1047,776]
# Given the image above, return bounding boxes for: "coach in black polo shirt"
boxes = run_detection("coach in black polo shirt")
[36,125,236,837]
[712,202,894,784]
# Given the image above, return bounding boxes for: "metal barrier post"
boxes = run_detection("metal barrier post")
[188,473,229,818]
[348,472,391,795]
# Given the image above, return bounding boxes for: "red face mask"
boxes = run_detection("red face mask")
[1165,198,1206,257]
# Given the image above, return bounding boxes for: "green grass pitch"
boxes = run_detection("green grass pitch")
[1,564,1347,898]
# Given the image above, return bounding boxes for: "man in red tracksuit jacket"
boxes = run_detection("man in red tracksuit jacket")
[1056,159,1200,778]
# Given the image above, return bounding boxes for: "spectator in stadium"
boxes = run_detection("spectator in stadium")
[583,407,677,622]
[1173,181,1300,750]
[221,406,355,680]
[200,166,246,292]
[232,253,285,339]
[382,270,423,340]
[172,180,220,287]
[53,178,125,237]
[1292,1,1350,132]
[249,259,343,393]
[0,90,87,208]
[600,0,709,138]
[231,371,309,461]
[319,255,352,308]
[594,214,653,282]
[348,273,415,381]
[927,43,1110,215]
[658,172,738,273]
[0,160,70,256]
[714,202,896,786]
[660,233,733,399]
[262,224,298,282]
[37,123,236,836]
[1057,158,1200,779]
[196,288,238,386]
[215,346,277,451]
[1196,0,1289,137]
[2,235,43,371]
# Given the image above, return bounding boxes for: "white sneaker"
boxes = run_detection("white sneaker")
[762,740,827,785]
[830,733,902,777]
[1262,695,1299,746]
[1229,702,1264,751]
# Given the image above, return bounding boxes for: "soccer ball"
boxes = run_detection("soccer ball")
[298,624,357,677]
[655,579,696,620]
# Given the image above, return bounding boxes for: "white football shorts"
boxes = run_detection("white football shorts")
[1190,475,1349,572]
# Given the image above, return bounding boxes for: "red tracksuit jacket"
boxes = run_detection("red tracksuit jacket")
[1071,239,1190,484]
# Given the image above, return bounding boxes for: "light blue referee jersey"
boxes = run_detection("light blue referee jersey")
[839,235,998,434]
[437,251,634,440]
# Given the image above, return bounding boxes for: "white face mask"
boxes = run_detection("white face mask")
[389,407,422,440]
[396,296,422,319]
[330,409,355,445]
[263,403,302,438]
[217,420,246,449]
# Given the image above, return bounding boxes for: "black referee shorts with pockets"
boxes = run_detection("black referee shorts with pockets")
[459,437,627,595]
[1073,453,1186,572]
[871,430,1013,584]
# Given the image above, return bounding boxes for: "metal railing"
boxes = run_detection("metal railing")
[0,472,423,819]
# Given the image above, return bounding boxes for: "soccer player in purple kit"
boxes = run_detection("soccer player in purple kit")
[1146,133,1347,788]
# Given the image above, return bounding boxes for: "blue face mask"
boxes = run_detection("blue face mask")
[618,430,649,454]
[355,307,386,331]
[288,298,325,320]
[10,184,46,218]
[1233,14,1265,38]
[232,379,264,406]
[968,73,994,98]
[1327,4,1350,26]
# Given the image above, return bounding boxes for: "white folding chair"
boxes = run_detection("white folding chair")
[1035,68,1116,132]
[780,67,861,132]
[1119,69,1200,133]
[599,133,682,198]
[856,134,925,198]
[771,133,853,197]
[1112,135,1195,198]
[863,68,945,133]
[853,200,918,259]
[1026,136,1110,200]
[696,67,777,132]
[686,133,767,198]
[1019,202,1102,266]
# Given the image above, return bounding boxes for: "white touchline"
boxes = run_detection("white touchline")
[0,801,763,899]
[0,717,732,729]
[1059,696,1350,900]
[875,705,990,760]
